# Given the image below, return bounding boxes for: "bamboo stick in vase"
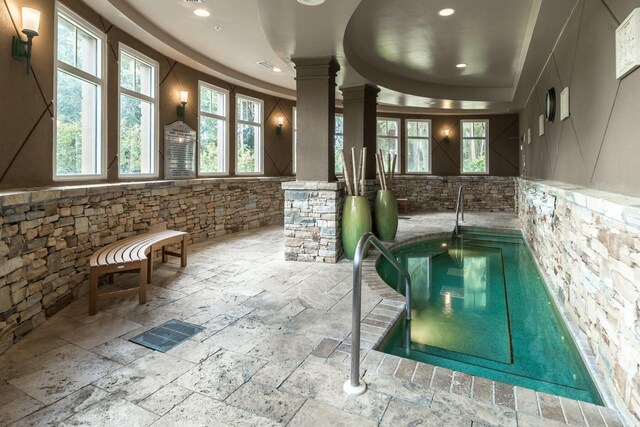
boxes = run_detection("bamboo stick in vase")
[378,152,388,190]
[360,147,367,196]
[390,154,397,188]
[351,147,358,196]
[387,154,391,188]
[341,151,353,196]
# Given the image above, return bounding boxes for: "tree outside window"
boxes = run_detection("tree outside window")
[461,120,489,174]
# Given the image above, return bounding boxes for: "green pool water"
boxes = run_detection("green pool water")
[377,230,603,404]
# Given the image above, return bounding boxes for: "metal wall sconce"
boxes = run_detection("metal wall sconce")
[443,128,450,143]
[12,7,41,75]
[177,90,188,120]
[276,116,284,134]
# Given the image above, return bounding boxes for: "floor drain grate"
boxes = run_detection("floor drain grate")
[129,319,205,352]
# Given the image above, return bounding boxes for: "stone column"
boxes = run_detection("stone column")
[291,57,340,182]
[341,84,379,180]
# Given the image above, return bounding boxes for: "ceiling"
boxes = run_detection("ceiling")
[87,0,576,114]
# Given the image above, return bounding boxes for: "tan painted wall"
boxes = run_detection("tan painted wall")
[0,0,295,190]
[520,0,640,197]
[378,113,520,176]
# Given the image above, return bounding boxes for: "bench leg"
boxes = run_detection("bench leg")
[139,260,148,305]
[147,250,154,284]
[89,268,99,316]
[106,273,114,284]
[181,235,188,267]
[162,246,168,263]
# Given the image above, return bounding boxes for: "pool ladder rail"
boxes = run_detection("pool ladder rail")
[454,185,465,237]
[344,232,412,396]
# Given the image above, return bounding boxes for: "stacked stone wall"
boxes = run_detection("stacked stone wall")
[393,175,516,212]
[0,177,289,354]
[518,179,640,423]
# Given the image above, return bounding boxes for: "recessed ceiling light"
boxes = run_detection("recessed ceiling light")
[297,0,325,5]
[456,63,467,68]
[214,25,222,31]
[272,67,282,73]
[193,9,210,17]
[438,8,455,16]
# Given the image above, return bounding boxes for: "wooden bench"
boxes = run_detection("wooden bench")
[88,224,188,315]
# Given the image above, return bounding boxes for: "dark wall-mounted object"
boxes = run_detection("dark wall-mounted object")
[545,88,556,122]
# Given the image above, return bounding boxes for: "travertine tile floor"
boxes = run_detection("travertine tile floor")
[0,212,625,426]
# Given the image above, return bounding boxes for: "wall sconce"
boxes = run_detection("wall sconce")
[276,116,284,135]
[177,90,188,120]
[443,128,450,143]
[12,7,41,75]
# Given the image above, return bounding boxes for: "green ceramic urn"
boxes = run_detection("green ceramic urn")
[342,195,372,260]
[374,190,398,241]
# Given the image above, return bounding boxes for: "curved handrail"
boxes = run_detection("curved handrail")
[344,232,412,395]
[454,185,465,236]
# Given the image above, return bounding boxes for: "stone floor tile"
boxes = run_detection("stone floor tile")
[412,362,435,387]
[101,286,187,319]
[0,379,27,406]
[494,381,516,410]
[91,338,152,365]
[514,387,538,416]
[280,356,351,409]
[394,358,417,381]
[58,396,158,427]
[0,395,43,427]
[226,381,305,424]
[538,392,566,423]
[289,399,377,427]
[0,336,70,379]
[380,397,470,427]
[472,377,494,405]
[248,330,324,365]
[136,384,193,416]
[285,308,352,341]
[173,350,266,400]
[93,352,193,402]
[58,314,142,350]
[242,291,293,311]
[517,412,568,427]
[7,344,121,405]
[152,393,277,427]
[204,314,279,354]
[431,391,518,427]
[579,402,607,427]
[342,388,391,422]
[560,397,586,426]
[9,386,109,427]
[363,371,433,406]
[166,339,220,364]
[251,361,300,389]
[432,367,454,392]
[360,350,385,373]
[452,372,473,398]
[311,337,342,359]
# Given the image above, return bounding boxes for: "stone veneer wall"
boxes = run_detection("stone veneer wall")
[393,176,517,212]
[518,178,640,423]
[0,177,289,355]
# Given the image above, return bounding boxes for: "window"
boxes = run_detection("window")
[461,120,489,174]
[406,119,431,173]
[198,82,228,175]
[118,44,159,177]
[377,118,400,173]
[292,107,297,174]
[54,4,106,180]
[236,95,263,174]
[334,114,344,174]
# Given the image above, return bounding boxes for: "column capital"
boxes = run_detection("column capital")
[340,84,380,104]
[292,56,340,80]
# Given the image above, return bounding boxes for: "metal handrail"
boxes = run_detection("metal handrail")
[343,232,412,396]
[454,185,465,236]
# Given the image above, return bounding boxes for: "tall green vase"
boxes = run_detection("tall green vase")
[374,190,398,241]
[342,195,372,260]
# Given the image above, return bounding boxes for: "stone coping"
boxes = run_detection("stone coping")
[281,181,346,191]
[521,178,640,227]
[0,176,294,207]
[348,228,624,426]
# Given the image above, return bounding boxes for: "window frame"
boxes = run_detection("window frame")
[460,119,490,175]
[235,94,264,175]
[334,113,344,175]
[53,2,107,181]
[197,81,229,176]
[117,43,160,179]
[376,117,401,173]
[405,118,432,174]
